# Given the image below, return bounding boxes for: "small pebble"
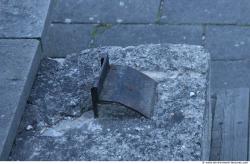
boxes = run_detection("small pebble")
[26,125,33,131]
[189,92,196,97]
[69,99,78,106]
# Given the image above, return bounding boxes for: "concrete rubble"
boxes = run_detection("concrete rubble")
[9,44,210,160]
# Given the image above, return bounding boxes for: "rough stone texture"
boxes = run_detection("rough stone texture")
[51,0,160,23]
[205,26,250,60]
[9,44,210,160]
[43,24,94,57]
[160,0,241,24]
[45,24,203,57]
[0,0,51,38]
[0,39,41,160]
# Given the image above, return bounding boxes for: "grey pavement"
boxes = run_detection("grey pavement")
[0,0,52,160]
[205,26,250,60]
[93,24,203,47]
[43,24,94,57]
[44,24,203,57]
[51,0,161,24]
[160,0,242,24]
[211,60,250,92]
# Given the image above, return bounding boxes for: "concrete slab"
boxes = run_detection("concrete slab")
[161,0,241,24]
[0,0,51,39]
[51,0,161,23]
[0,39,41,160]
[205,26,250,60]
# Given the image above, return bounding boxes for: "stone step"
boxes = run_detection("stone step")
[0,0,52,160]
[0,39,41,160]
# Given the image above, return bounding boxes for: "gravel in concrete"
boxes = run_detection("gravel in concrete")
[9,44,210,160]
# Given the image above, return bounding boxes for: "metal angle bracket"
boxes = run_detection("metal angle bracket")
[91,55,157,118]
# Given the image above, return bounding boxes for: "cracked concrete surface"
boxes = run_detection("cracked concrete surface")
[9,44,210,160]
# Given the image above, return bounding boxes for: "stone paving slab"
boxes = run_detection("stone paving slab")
[0,0,51,38]
[51,0,160,23]
[205,26,250,60]
[94,24,203,48]
[239,1,250,24]
[210,60,250,94]
[0,39,41,160]
[160,0,241,24]
[43,24,94,57]
[45,24,203,57]
[9,44,210,160]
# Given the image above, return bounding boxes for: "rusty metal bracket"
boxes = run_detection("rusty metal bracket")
[91,55,157,118]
